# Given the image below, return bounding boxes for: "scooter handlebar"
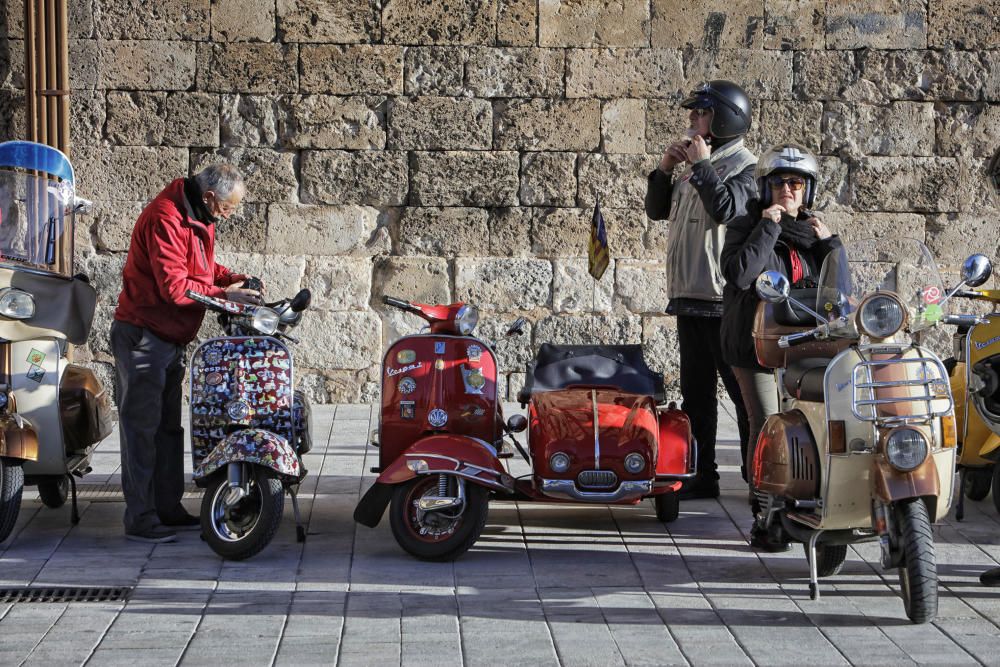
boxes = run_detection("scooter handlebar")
[778,330,819,349]
[943,314,987,327]
[383,295,415,311]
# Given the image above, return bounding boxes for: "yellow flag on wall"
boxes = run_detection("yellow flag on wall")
[588,200,610,281]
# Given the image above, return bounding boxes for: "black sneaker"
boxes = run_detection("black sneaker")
[125,525,177,544]
[749,524,791,553]
[158,512,201,530]
[678,478,720,500]
[981,567,1000,586]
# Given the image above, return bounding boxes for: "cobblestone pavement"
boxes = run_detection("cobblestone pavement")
[2,402,1000,666]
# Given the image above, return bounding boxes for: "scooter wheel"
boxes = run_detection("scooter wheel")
[0,457,24,544]
[654,492,680,523]
[37,476,69,509]
[965,468,992,502]
[201,466,284,561]
[389,476,488,561]
[896,499,938,624]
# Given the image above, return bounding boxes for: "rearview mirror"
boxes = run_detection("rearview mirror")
[506,414,527,433]
[506,317,527,337]
[755,271,790,303]
[962,254,992,288]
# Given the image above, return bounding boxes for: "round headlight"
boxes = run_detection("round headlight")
[550,452,571,473]
[0,288,35,319]
[885,428,928,472]
[455,304,479,336]
[859,294,905,338]
[624,453,646,474]
[252,307,280,335]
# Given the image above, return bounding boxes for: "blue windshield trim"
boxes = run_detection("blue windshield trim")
[0,141,75,185]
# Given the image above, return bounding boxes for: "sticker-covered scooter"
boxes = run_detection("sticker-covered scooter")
[0,141,113,542]
[185,286,312,560]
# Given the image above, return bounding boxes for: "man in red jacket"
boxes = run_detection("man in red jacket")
[111,164,261,543]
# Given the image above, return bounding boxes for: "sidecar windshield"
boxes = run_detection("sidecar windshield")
[816,237,947,336]
[0,142,76,277]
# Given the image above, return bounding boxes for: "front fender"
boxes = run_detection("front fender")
[871,456,939,505]
[193,428,302,481]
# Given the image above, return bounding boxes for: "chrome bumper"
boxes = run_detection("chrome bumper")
[540,478,652,503]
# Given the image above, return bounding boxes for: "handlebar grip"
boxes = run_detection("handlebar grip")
[778,330,819,349]
[944,314,986,327]
[383,295,412,310]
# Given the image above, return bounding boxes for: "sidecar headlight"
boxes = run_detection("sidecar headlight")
[550,452,571,473]
[858,294,905,338]
[624,453,646,474]
[455,304,479,335]
[252,307,279,335]
[0,288,35,319]
[885,428,928,472]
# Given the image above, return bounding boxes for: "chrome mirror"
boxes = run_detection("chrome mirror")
[506,414,527,433]
[755,271,790,303]
[962,254,992,288]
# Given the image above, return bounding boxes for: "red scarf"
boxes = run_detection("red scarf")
[788,248,804,283]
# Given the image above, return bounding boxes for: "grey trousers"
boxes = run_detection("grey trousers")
[732,366,780,483]
[110,320,187,533]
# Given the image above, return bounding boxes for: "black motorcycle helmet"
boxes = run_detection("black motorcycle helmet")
[681,80,753,140]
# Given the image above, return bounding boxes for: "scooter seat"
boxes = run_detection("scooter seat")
[782,358,828,403]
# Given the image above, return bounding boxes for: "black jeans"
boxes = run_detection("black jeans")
[110,320,187,533]
[676,315,749,481]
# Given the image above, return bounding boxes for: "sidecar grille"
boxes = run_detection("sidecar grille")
[577,470,618,488]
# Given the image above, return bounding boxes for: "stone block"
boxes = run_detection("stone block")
[644,100,691,154]
[466,48,565,98]
[277,0,377,42]
[396,207,490,257]
[475,317,535,373]
[92,201,145,252]
[99,40,196,91]
[822,102,935,157]
[825,0,927,49]
[577,153,656,209]
[69,39,100,89]
[794,50,858,101]
[982,51,1000,102]
[455,258,552,311]
[650,0,764,48]
[763,0,825,49]
[615,260,668,314]
[106,92,166,145]
[860,50,984,102]
[372,256,451,307]
[86,307,117,361]
[300,45,403,95]
[212,0,276,41]
[6,0,94,39]
[531,207,649,258]
[403,47,465,96]
[215,204,268,253]
[534,314,642,345]
[815,155,852,212]
[80,253,126,307]
[488,207,534,257]
[552,259,613,313]
[498,0,536,46]
[748,101,823,155]
[928,0,1000,49]
[164,93,220,147]
[566,48,684,99]
[220,95,281,146]
[303,257,373,311]
[191,148,298,204]
[300,150,408,205]
[69,90,105,149]
[388,97,491,150]
[495,98,600,151]
[822,212,926,244]
[383,0,497,45]
[292,311,382,370]
[540,0,650,47]
[934,103,1000,158]
[284,96,387,150]
[519,152,578,207]
[602,99,645,154]
[926,214,1000,264]
[851,157,962,213]
[642,316,680,392]
[75,147,188,201]
[2,39,25,89]
[410,152,519,206]
[267,204,389,255]
[684,49,794,100]
[94,0,209,39]
[197,43,298,94]
[215,252,306,299]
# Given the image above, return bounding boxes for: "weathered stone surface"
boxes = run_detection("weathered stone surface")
[928,0,1000,49]
[552,259,613,313]
[534,314,642,345]
[267,204,389,255]
[191,148,298,203]
[403,47,465,96]
[763,0,825,50]
[92,202,145,253]
[466,48,565,98]
[69,39,100,89]
[642,316,680,392]
[388,97,491,150]
[985,51,1000,102]
[164,93,220,147]
[284,96,387,150]
[813,155,851,212]
[498,0,536,46]
[300,150,408,205]
[1,39,25,89]
[69,90,106,148]
[277,0,377,43]
[220,95,281,146]
[577,153,656,209]
[794,50,858,101]
[383,0,498,45]
[301,45,403,95]
[540,0,649,47]
[410,152,519,206]
[519,152,578,207]
[644,100,692,154]
[822,212,926,244]
[684,49,794,100]
[197,43,298,94]
[475,317,535,372]
[86,307,117,361]
[822,102,935,157]
[293,311,382,370]
[859,50,985,102]
[303,257,373,311]
[106,92,166,145]
[934,103,1000,158]
[456,258,552,311]
[6,0,94,39]
[212,0,276,41]
[396,207,490,257]
[748,101,823,155]
[532,207,649,258]
[825,0,927,50]
[99,40,196,90]
[615,260,668,314]
[566,48,684,98]
[650,0,764,49]
[372,256,451,308]
[489,207,534,257]
[80,253,127,307]
[852,157,962,213]
[94,0,209,39]
[76,147,188,201]
[602,99,645,154]
[495,99,600,151]
[215,204,268,253]
[926,214,1000,264]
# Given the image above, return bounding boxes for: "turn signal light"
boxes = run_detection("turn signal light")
[941,414,957,448]
[828,420,846,454]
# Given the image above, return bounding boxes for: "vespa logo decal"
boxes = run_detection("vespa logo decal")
[387,362,423,377]
[975,335,1000,351]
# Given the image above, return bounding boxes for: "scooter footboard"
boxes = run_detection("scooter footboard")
[193,428,302,483]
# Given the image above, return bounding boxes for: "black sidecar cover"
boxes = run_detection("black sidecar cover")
[519,344,665,404]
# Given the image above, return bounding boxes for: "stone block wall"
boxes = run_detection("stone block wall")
[1,1,998,403]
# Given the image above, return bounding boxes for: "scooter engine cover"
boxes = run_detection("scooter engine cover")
[753,409,820,500]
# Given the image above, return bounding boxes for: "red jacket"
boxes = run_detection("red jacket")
[114,179,242,344]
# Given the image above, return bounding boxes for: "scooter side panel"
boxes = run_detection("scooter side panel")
[11,338,69,475]
[194,428,300,480]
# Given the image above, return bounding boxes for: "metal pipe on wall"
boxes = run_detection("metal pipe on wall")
[23,0,71,157]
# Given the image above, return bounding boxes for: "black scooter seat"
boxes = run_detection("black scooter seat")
[783,358,828,403]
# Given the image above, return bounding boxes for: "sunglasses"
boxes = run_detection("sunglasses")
[767,175,806,191]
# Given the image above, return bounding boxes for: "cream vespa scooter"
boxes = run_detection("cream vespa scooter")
[751,237,986,624]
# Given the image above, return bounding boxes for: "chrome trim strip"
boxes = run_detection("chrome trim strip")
[411,468,512,492]
[540,478,652,503]
[849,346,952,425]
[592,389,600,469]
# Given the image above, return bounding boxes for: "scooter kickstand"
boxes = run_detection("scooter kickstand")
[68,474,80,525]
[289,487,306,543]
[807,531,821,600]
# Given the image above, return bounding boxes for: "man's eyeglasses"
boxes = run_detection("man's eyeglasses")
[767,175,806,191]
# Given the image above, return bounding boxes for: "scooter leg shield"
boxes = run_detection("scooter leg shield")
[354,482,394,528]
[871,458,940,517]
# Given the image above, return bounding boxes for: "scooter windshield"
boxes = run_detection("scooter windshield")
[815,237,947,336]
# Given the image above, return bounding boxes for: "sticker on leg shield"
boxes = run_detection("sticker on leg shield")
[26,348,46,365]
[26,364,45,383]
